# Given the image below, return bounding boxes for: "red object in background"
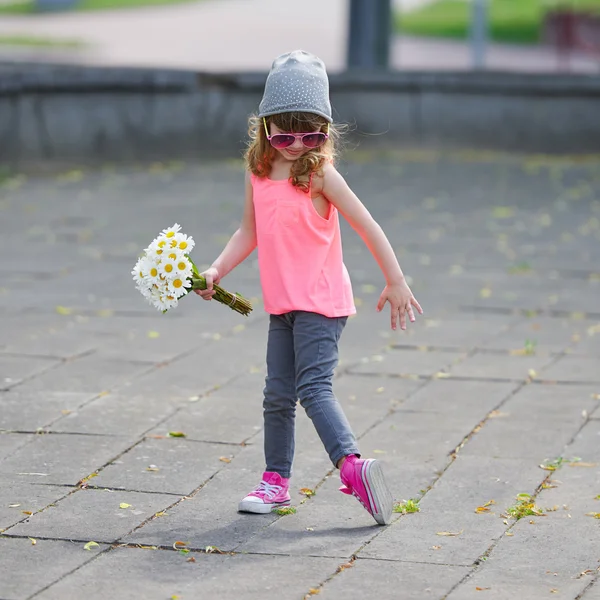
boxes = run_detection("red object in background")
[544,10,600,70]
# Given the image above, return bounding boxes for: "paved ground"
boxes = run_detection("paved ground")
[1,148,600,599]
[0,0,598,73]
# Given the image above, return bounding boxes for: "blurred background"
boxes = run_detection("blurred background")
[0,0,599,74]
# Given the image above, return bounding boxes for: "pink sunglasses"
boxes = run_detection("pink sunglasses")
[263,118,329,150]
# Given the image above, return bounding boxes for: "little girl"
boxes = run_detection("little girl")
[196,50,422,526]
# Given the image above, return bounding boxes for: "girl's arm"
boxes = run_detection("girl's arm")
[322,164,423,330]
[195,172,257,300]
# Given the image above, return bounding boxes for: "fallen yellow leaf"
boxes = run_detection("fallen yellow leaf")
[147,331,160,338]
[168,431,186,438]
[479,287,492,298]
[55,305,73,316]
[476,586,491,591]
[173,541,189,550]
[436,530,463,537]
[29,537,37,545]
[119,503,131,509]
[299,488,315,497]
[83,541,99,551]
[219,457,232,463]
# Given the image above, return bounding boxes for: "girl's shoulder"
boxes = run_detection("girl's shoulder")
[311,161,338,193]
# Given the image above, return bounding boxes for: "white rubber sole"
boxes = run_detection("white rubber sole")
[238,500,291,514]
[363,459,394,526]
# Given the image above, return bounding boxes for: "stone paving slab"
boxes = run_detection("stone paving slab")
[541,355,600,383]
[396,313,515,351]
[396,378,518,416]
[461,385,598,460]
[0,390,93,431]
[0,481,67,531]
[0,538,110,600]
[349,347,468,378]
[6,353,152,395]
[92,438,240,496]
[446,518,596,599]
[449,351,557,381]
[0,323,98,360]
[7,487,176,543]
[320,558,470,599]
[0,354,61,391]
[0,432,35,461]
[0,433,135,485]
[33,548,342,600]
[359,456,544,566]
[49,390,180,438]
[479,316,597,355]
[152,371,267,445]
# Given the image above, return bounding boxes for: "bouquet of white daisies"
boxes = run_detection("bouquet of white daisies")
[132,224,252,316]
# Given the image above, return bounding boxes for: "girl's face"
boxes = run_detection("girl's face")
[269,123,321,161]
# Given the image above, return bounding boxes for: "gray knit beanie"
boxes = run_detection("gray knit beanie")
[258,50,333,123]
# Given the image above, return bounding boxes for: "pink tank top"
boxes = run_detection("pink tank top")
[251,173,356,318]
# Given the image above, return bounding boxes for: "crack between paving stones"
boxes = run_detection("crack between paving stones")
[26,542,114,600]
[440,375,598,600]
[575,573,600,600]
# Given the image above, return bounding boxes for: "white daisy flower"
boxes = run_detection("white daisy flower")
[174,256,193,278]
[158,258,178,280]
[170,232,194,254]
[168,276,190,298]
[132,257,147,287]
[161,223,182,239]
[141,260,162,285]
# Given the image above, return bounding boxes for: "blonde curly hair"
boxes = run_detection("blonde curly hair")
[244,111,342,193]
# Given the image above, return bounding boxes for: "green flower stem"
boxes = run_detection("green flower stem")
[190,276,253,316]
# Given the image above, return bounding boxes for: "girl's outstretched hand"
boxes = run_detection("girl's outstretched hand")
[194,267,220,300]
[377,280,423,331]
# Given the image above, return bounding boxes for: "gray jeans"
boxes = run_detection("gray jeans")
[263,311,360,478]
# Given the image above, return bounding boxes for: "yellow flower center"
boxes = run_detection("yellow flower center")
[156,249,163,255]
[150,268,158,277]
[168,253,177,260]
[178,241,188,250]
[166,231,175,238]
[177,262,187,270]
[173,279,183,288]
[164,264,173,273]
[170,239,177,248]
[159,274,166,281]
[158,240,166,248]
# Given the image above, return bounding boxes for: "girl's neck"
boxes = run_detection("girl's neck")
[269,156,296,181]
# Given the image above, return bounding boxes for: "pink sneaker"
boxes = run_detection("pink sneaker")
[340,455,393,525]
[238,471,291,514]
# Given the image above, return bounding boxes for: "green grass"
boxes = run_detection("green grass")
[393,498,421,514]
[0,34,83,47]
[0,0,198,14]
[397,0,600,45]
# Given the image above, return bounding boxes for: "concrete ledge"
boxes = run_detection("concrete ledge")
[2,63,600,168]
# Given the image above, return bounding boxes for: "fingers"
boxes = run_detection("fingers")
[411,297,424,315]
[194,289,215,300]
[376,293,386,313]
[399,307,407,331]
[390,305,398,330]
